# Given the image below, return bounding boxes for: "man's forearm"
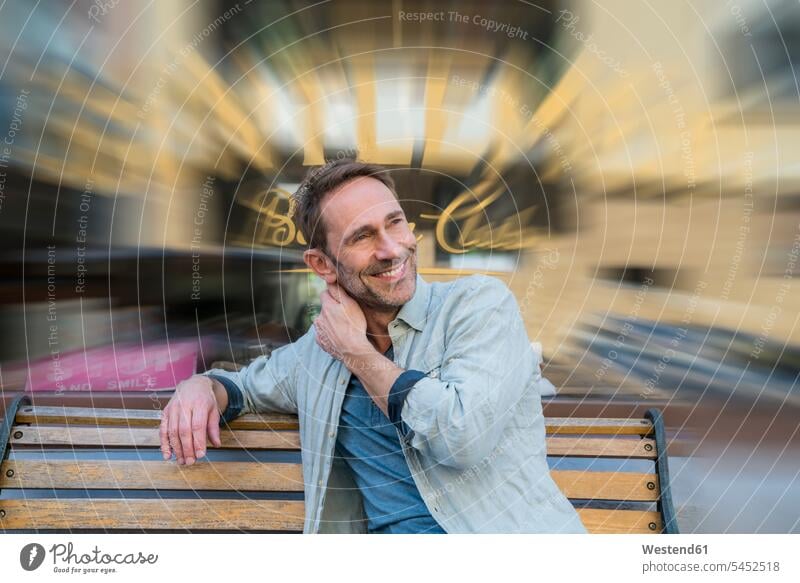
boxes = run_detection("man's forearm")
[342,346,404,415]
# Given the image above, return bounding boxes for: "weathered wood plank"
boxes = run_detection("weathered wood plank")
[552,470,659,501]
[10,426,301,450]
[0,460,304,491]
[14,406,652,435]
[14,407,298,430]
[546,417,653,436]
[0,500,663,533]
[546,437,656,458]
[10,427,652,458]
[0,499,304,531]
[577,508,663,534]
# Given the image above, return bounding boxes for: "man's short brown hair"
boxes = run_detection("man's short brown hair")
[291,158,396,254]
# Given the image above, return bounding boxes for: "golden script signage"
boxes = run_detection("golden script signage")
[234,187,544,253]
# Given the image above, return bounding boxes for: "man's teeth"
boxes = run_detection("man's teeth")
[374,261,405,278]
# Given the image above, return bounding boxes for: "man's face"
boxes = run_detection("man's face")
[319,176,417,310]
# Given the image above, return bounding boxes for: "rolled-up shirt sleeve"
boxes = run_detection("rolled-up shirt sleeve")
[387,369,427,436]
[396,276,538,470]
[201,337,301,424]
[206,374,245,425]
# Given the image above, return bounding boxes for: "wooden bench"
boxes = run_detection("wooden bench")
[0,394,679,533]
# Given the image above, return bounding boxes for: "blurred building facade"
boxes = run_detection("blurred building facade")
[0,0,798,531]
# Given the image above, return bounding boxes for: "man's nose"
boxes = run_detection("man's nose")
[374,230,405,260]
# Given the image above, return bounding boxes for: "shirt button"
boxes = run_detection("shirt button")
[328,431,335,438]
[339,378,345,384]
[318,480,323,486]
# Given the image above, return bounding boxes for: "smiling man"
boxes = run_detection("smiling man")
[159,158,587,534]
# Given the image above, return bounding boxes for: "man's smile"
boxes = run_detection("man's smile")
[367,256,409,283]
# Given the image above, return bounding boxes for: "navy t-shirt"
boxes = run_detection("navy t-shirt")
[335,346,446,534]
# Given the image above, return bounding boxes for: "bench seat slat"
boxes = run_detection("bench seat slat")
[546,436,656,458]
[546,417,653,435]
[14,407,653,435]
[1,462,657,501]
[10,426,301,450]
[0,501,661,533]
[577,508,663,534]
[0,499,305,531]
[1,460,304,491]
[11,428,654,458]
[14,406,298,430]
[552,470,659,501]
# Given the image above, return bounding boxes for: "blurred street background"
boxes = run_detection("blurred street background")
[0,0,798,533]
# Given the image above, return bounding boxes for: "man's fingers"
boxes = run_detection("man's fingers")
[329,282,359,306]
[159,407,172,460]
[160,376,222,464]
[207,407,222,448]
[326,283,342,303]
[178,410,196,465]
[167,409,183,464]
[315,312,328,336]
[316,319,332,349]
[191,408,207,460]
[319,290,332,309]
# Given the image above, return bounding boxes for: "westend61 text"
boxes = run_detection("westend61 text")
[642,544,708,555]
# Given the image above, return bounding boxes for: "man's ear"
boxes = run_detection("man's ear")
[303,248,337,284]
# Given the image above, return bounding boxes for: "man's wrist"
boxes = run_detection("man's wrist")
[341,340,379,370]
[208,377,229,414]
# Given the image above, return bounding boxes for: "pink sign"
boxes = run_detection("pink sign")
[25,340,198,392]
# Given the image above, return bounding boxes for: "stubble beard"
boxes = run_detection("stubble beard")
[332,247,418,312]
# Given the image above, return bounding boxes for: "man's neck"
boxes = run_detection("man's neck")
[361,304,400,354]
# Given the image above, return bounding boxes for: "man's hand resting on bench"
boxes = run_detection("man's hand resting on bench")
[160,375,228,465]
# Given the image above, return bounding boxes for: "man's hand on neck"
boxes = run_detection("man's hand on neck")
[315,282,405,415]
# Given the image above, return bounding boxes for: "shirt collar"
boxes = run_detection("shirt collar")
[394,273,431,332]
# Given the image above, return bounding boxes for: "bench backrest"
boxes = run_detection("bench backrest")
[0,395,677,533]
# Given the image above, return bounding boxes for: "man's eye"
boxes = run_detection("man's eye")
[355,232,370,241]
[391,218,403,225]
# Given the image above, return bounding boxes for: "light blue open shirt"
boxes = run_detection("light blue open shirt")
[203,273,587,534]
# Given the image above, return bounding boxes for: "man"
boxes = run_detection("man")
[159,158,587,534]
